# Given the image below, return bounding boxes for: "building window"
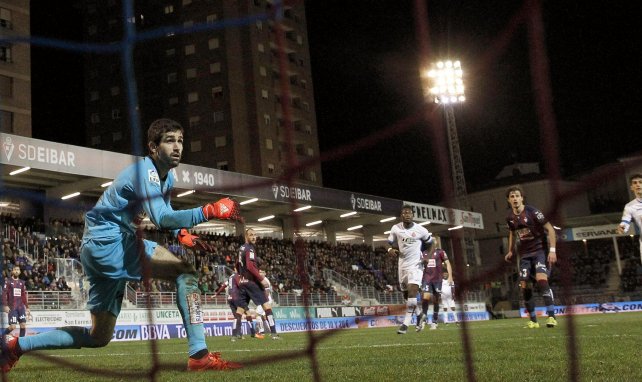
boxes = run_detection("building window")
[184,44,195,55]
[189,116,200,127]
[267,164,275,174]
[112,109,121,120]
[182,0,192,5]
[266,138,273,150]
[191,140,202,152]
[310,171,317,182]
[302,102,310,111]
[217,161,229,171]
[0,45,11,62]
[166,48,175,56]
[211,86,223,98]
[183,20,194,28]
[187,92,199,103]
[164,5,174,14]
[167,72,177,83]
[213,111,224,122]
[261,90,269,99]
[0,8,12,29]
[264,114,271,126]
[186,68,197,79]
[91,135,101,146]
[257,43,264,52]
[209,62,221,73]
[206,14,218,23]
[300,80,307,89]
[307,148,314,156]
[168,96,179,105]
[0,75,13,98]
[259,66,267,77]
[89,91,100,101]
[90,113,101,124]
[256,20,262,30]
[110,86,120,96]
[297,35,303,45]
[215,136,226,148]
[0,110,13,133]
[208,38,220,50]
[112,131,122,141]
[304,125,312,134]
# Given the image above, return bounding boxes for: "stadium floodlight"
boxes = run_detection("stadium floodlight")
[101,181,113,188]
[423,60,465,104]
[340,211,357,218]
[293,205,312,212]
[257,215,275,222]
[240,197,258,205]
[9,166,31,175]
[418,221,431,226]
[305,220,323,227]
[61,192,81,200]
[379,217,395,223]
[176,190,195,198]
[448,225,463,231]
[347,225,363,231]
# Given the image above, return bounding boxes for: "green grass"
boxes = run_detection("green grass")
[12,313,642,382]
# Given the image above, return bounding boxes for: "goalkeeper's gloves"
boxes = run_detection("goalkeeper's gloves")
[177,229,215,252]
[202,197,242,221]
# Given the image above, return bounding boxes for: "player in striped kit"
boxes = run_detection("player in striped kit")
[617,173,642,254]
[2,266,30,338]
[387,205,434,334]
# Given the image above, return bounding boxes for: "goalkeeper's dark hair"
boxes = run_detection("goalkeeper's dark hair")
[147,118,184,148]
[629,173,642,184]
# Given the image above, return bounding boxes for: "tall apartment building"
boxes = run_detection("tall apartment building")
[0,0,31,136]
[80,0,322,186]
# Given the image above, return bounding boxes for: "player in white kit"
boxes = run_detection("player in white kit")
[387,205,434,334]
[617,173,642,254]
[440,271,459,325]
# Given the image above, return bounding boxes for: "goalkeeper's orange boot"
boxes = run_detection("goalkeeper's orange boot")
[187,352,243,371]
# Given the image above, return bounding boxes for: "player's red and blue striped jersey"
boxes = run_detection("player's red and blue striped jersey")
[236,243,262,283]
[506,205,549,256]
[2,278,28,310]
[422,249,449,283]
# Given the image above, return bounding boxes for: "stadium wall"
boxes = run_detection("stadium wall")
[15,303,491,341]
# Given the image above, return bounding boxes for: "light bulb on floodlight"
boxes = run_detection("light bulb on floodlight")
[436,61,444,68]
[454,61,461,68]
[445,60,453,68]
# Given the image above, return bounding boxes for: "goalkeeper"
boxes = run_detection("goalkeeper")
[1,119,243,373]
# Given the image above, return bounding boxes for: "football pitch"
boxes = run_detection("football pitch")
[12,312,641,382]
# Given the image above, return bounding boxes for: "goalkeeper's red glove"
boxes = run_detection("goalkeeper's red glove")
[202,197,242,221]
[177,229,215,252]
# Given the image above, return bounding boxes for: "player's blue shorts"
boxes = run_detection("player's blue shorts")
[421,280,442,296]
[80,233,157,316]
[8,307,27,325]
[519,250,549,282]
[239,281,268,307]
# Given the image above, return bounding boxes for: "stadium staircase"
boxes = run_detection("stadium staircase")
[322,268,378,305]
[54,258,87,303]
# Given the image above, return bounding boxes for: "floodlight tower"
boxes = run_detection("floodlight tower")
[425,60,477,267]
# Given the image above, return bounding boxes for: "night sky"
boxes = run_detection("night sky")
[30,1,642,204]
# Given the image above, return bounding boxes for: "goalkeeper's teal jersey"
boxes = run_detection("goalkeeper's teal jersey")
[80,157,206,280]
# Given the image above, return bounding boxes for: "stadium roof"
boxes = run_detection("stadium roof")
[1,133,483,242]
